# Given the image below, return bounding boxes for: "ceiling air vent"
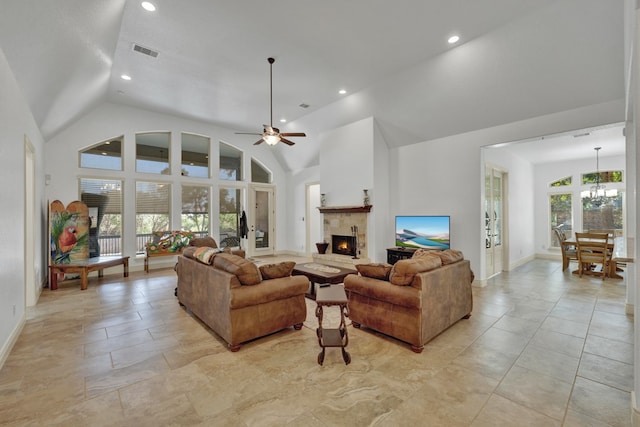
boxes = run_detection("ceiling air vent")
[133,43,159,58]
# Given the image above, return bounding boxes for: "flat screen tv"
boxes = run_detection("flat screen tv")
[395,215,450,250]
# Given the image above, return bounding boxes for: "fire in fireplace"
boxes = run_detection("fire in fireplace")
[332,235,357,256]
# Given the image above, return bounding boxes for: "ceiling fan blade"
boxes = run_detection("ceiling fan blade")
[253,139,264,145]
[280,137,295,146]
[280,132,306,137]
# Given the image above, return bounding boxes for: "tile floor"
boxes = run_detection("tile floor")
[0,257,633,426]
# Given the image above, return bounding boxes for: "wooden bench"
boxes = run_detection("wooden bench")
[144,231,194,272]
[49,255,129,290]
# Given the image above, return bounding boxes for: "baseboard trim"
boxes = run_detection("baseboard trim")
[0,313,25,370]
[631,391,640,426]
[473,279,488,288]
[626,303,635,316]
[509,254,536,271]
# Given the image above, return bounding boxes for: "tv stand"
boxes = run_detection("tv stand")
[387,247,417,264]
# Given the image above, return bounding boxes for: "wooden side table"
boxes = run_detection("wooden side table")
[315,284,351,365]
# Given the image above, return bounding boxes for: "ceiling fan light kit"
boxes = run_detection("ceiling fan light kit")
[235,57,307,147]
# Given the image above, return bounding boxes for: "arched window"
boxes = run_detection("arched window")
[79,136,123,171]
[251,158,271,183]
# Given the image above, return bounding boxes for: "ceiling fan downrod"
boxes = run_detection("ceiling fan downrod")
[268,57,274,128]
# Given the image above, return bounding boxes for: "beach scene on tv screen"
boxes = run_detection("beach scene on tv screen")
[396,216,450,250]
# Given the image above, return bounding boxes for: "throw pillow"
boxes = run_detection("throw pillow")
[412,248,437,259]
[432,249,464,265]
[194,247,218,265]
[389,256,442,286]
[213,253,262,286]
[356,263,392,280]
[259,261,296,279]
[189,236,218,248]
[182,246,199,260]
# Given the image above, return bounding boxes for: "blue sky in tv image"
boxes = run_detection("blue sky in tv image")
[395,216,450,250]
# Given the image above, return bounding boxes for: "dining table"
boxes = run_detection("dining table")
[566,236,630,280]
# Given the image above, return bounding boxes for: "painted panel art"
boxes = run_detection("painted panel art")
[49,200,89,264]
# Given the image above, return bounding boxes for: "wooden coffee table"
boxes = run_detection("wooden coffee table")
[292,263,357,299]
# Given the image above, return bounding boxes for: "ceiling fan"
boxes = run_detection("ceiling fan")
[235,57,306,146]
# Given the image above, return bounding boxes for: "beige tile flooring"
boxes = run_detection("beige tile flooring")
[0,257,633,426]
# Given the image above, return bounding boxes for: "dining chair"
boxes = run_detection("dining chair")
[575,232,611,280]
[588,229,615,238]
[553,227,577,271]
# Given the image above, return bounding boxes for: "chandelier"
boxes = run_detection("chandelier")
[590,147,606,207]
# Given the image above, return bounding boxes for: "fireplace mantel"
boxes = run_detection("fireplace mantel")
[318,205,372,214]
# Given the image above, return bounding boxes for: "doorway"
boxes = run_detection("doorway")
[485,165,508,278]
[306,183,321,256]
[24,137,37,306]
[248,184,275,256]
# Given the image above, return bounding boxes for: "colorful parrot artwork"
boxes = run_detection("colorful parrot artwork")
[58,226,78,253]
[50,200,89,264]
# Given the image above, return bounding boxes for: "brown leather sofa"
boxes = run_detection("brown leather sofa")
[344,250,473,353]
[176,251,308,351]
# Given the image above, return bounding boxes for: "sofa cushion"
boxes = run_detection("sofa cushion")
[431,249,464,265]
[189,236,218,248]
[213,253,262,286]
[259,261,295,280]
[389,256,442,286]
[356,263,392,280]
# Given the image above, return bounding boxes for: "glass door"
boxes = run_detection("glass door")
[249,184,274,256]
[485,166,506,277]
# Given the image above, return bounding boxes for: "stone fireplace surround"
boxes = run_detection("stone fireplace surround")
[312,205,372,269]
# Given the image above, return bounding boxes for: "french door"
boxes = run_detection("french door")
[248,184,275,256]
[485,166,507,277]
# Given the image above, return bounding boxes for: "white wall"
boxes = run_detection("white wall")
[45,102,292,268]
[319,118,375,206]
[317,117,390,261]
[371,120,391,262]
[534,154,626,255]
[390,100,624,280]
[0,47,46,366]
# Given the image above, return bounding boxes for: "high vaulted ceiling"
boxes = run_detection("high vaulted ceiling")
[0,0,625,170]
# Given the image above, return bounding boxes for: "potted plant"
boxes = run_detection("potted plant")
[316,242,329,254]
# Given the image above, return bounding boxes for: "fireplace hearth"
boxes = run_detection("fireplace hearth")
[332,235,357,257]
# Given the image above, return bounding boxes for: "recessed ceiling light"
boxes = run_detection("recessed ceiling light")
[448,35,460,44]
[280,119,287,123]
[339,89,347,95]
[141,2,156,12]
[121,74,132,81]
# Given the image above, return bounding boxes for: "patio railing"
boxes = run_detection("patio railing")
[96,231,209,256]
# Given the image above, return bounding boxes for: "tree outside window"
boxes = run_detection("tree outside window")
[581,190,623,236]
[136,181,171,252]
[182,185,209,234]
[220,188,241,241]
[550,193,572,247]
